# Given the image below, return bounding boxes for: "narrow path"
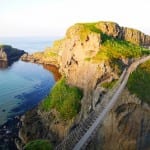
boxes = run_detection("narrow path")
[56,55,150,150]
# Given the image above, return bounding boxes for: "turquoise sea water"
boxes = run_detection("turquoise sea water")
[0,37,59,125]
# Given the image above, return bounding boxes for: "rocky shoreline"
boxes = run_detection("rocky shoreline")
[0,116,21,150]
[21,53,59,67]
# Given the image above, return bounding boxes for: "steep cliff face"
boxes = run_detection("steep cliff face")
[95,21,150,46]
[56,22,150,118]
[59,24,110,90]
[88,88,150,150]
[0,45,25,62]
[58,24,123,117]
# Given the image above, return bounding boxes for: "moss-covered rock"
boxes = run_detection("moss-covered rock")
[24,139,53,150]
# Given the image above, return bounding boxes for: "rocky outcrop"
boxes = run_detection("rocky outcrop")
[18,106,75,148]
[95,21,150,46]
[0,45,26,62]
[88,88,150,150]
[21,51,59,67]
[21,40,63,67]
[122,27,150,46]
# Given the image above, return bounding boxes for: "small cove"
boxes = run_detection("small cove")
[0,37,60,126]
[0,60,56,125]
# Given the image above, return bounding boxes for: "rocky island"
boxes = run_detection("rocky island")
[16,21,150,150]
[0,45,26,67]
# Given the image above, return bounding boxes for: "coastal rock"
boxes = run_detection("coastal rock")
[95,21,150,46]
[0,45,26,62]
[122,27,150,46]
[20,40,62,66]
[59,24,102,90]
[18,107,72,147]
[96,21,121,38]
[21,53,35,63]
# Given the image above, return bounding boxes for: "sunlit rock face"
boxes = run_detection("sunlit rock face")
[95,21,150,46]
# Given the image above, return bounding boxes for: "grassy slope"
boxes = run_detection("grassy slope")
[81,23,150,61]
[127,60,150,105]
[41,78,83,121]
[92,37,149,61]
[24,140,53,150]
[77,23,150,75]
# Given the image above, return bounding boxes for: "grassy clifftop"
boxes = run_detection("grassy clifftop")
[41,78,83,121]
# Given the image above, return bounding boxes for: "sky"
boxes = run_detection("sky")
[0,0,149,37]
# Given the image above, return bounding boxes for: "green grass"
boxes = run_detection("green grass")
[101,80,118,89]
[91,35,150,76]
[24,140,53,150]
[67,23,101,41]
[82,23,101,33]
[41,78,83,120]
[127,60,150,105]
[93,36,150,62]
